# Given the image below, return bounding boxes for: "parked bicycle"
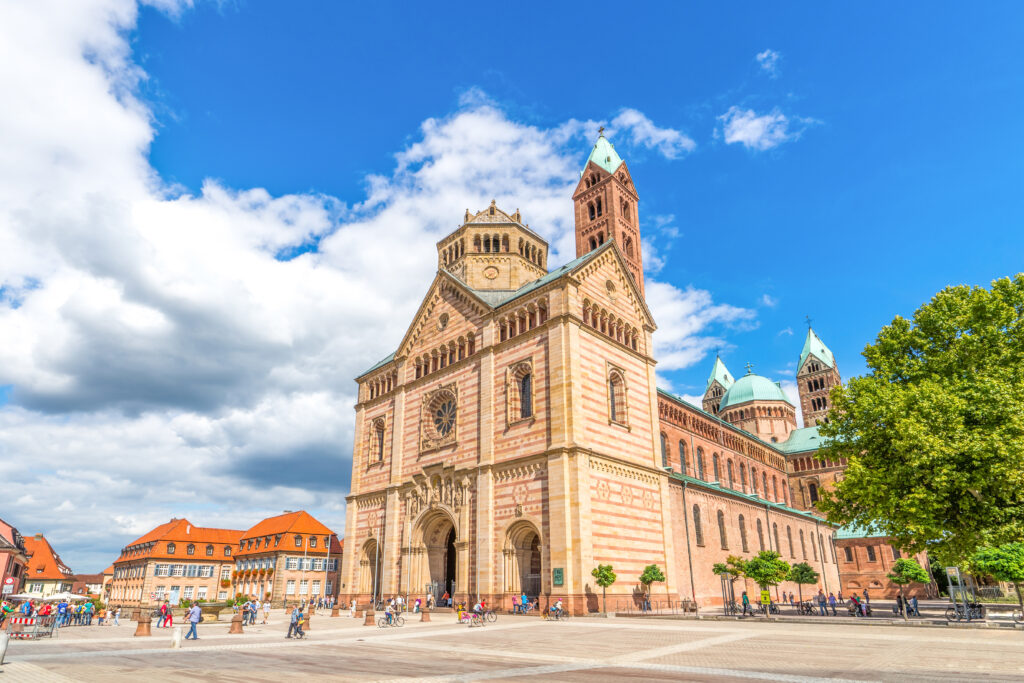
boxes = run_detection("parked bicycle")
[723,601,741,616]
[1012,608,1023,624]
[798,601,816,616]
[945,603,985,622]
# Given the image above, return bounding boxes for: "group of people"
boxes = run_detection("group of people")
[737,587,920,618]
[510,592,536,614]
[0,598,116,627]
[236,598,271,625]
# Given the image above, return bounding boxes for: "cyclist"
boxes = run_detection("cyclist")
[385,601,395,626]
[549,598,563,618]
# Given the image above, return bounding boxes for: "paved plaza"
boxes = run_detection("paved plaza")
[3,613,1023,682]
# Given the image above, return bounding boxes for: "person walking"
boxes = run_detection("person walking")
[816,590,828,616]
[828,592,837,616]
[862,589,869,605]
[741,591,753,617]
[114,606,121,626]
[184,602,201,640]
[895,593,904,616]
[287,606,302,638]
[909,595,919,617]
[262,599,271,624]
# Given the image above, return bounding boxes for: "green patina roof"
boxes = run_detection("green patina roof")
[835,523,887,540]
[586,134,624,175]
[719,372,793,410]
[361,352,395,376]
[670,471,833,525]
[705,356,735,392]
[799,327,835,371]
[775,425,825,454]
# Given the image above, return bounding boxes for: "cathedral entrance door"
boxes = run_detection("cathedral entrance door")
[444,527,456,599]
[504,521,543,603]
[418,510,458,606]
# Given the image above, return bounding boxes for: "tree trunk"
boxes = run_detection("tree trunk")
[797,585,803,606]
[602,585,606,615]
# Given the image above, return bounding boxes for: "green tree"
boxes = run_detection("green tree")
[887,558,931,621]
[591,564,617,615]
[743,551,790,615]
[712,555,748,601]
[786,562,819,605]
[817,274,1024,562]
[639,564,666,609]
[973,543,1024,612]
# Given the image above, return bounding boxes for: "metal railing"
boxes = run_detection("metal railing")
[611,598,699,616]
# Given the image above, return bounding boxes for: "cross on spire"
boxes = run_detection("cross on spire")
[598,126,605,136]
[745,361,754,375]
[805,315,813,329]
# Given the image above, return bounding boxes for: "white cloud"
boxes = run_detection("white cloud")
[761,294,778,307]
[610,109,696,159]
[780,379,805,428]
[777,327,794,336]
[0,1,751,571]
[717,106,814,151]
[756,49,781,77]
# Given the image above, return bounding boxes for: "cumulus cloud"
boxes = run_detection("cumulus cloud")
[756,49,781,77]
[780,379,805,428]
[761,294,778,307]
[717,106,815,151]
[610,109,696,159]
[0,0,751,570]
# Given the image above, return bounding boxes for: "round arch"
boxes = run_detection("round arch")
[409,507,460,605]
[359,538,383,602]
[501,519,543,602]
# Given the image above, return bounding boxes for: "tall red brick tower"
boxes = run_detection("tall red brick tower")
[796,326,841,426]
[572,131,644,296]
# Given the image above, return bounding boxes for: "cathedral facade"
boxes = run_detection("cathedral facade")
[339,135,843,613]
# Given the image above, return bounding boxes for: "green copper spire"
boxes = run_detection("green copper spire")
[799,327,836,370]
[705,355,735,392]
[585,130,624,175]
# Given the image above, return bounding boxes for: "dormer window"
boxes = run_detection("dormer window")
[186,544,195,555]
[224,546,231,556]
[294,535,303,547]
[205,544,213,556]
[310,536,317,548]
[167,543,176,554]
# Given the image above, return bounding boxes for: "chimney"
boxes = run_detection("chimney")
[283,510,294,514]
[34,533,43,540]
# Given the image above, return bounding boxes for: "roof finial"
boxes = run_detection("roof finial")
[745,361,754,375]
[598,125,605,137]
[805,315,813,330]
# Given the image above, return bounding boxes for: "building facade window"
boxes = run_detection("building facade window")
[717,510,728,549]
[787,526,795,558]
[608,369,626,424]
[299,580,309,595]
[167,543,176,554]
[696,448,705,480]
[678,441,687,474]
[713,454,720,481]
[739,515,749,552]
[866,546,877,562]
[660,433,668,469]
[844,547,853,562]
[692,505,704,546]
[799,530,807,559]
[808,482,819,505]
[286,580,296,595]
[205,544,213,556]
[891,546,901,560]
[186,544,195,556]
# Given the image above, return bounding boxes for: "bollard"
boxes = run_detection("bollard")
[362,609,376,626]
[305,614,312,631]
[420,609,431,623]
[171,626,183,649]
[134,617,152,637]
[0,631,9,665]
[331,605,340,618]
[228,613,244,634]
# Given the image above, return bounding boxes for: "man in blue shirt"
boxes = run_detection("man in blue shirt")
[57,600,68,627]
[184,602,202,640]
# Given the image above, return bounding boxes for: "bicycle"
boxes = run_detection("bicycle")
[544,608,571,621]
[945,603,986,622]
[799,602,816,616]
[723,601,741,616]
[377,614,405,628]
[483,610,498,623]
[1012,609,1022,624]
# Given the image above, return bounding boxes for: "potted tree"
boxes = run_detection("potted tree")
[638,564,666,612]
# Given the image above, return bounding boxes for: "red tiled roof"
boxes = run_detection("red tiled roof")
[23,535,74,581]
[236,511,341,557]
[115,518,243,563]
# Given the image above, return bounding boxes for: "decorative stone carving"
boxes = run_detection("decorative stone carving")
[420,383,458,453]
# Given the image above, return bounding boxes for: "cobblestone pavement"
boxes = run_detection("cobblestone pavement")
[3,614,1023,681]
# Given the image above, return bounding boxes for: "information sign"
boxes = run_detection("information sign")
[760,590,771,604]
[552,568,564,586]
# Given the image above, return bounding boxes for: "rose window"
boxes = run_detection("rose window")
[433,399,456,437]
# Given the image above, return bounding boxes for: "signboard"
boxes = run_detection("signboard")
[552,568,564,587]
[2,584,13,595]
[760,590,771,604]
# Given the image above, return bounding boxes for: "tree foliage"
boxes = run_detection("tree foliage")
[887,558,930,586]
[973,543,1024,610]
[743,551,790,590]
[786,562,819,604]
[712,555,748,582]
[591,564,617,615]
[817,274,1024,562]
[639,564,666,596]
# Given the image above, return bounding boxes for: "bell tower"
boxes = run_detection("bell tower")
[796,325,841,427]
[573,131,644,296]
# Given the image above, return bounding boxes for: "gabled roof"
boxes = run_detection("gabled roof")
[800,328,835,370]
[776,425,824,454]
[23,535,74,580]
[240,511,335,541]
[586,134,624,175]
[705,356,734,392]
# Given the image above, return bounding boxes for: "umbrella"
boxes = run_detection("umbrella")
[6,593,44,600]
[42,592,89,602]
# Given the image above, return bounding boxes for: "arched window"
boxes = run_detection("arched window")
[310,536,317,548]
[660,433,668,469]
[812,534,819,561]
[294,535,303,547]
[773,523,780,553]
[186,544,195,555]
[808,482,819,504]
[373,418,385,462]
[713,454,720,481]
[519,372,532,419]
[692,505,704,546]
[786,526,795,558]
[772,477,779,502]
[800,530,807,559]
[739,515,749,552]
[205,544,213,556]
[224,546,231,556]
[678,441,687,474]
[696,448,705,480]
[751,469,759,496]
[762,472,769,498]
[717,510,728,549]
[727,460,735,489]
[588,202,596,220]
[608,370,626,424]
[596,197,603,216]
[623,236,634,258]
[756,519,765,551]
[740,464,748,489]
[167,543,176,554]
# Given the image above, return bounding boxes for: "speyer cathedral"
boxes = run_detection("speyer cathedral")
[338,134,853,612]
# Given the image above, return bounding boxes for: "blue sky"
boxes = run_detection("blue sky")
[137,1,1024,393]
[1,1,1022,570]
